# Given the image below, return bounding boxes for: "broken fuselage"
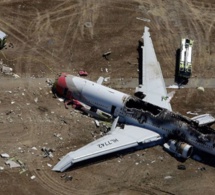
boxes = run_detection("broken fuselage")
[53,74,215,156]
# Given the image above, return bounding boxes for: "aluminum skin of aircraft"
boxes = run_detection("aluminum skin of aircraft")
[51,26,215,172]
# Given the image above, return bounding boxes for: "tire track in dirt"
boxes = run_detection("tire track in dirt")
[34,169,93,195]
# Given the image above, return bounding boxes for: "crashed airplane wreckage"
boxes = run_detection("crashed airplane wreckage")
[51,74,215,172]
[52,26,215,172]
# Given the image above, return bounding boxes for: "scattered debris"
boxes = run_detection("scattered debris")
[105,68,108,73]
[31,147,37,151]
[1,66,12,74]
[1,153,10,158]
[61,173,67,178]
[167,84,183,89]
[47,163,52,167]
[197,86,204,92]
[57,98,64,102]
[198,167,206,171]
[186,111,198,116]
[79,70,88,76]
[102,51,111,60]
[5,160,21,168]
[46,78,53,86]
[34,97,38,103]
[31,175,36,180]
[54,133,63,140]
[95,120,100,127]
[0,166,4,170]
[136,17,151,22]
[41,147,54,158]
[104,77,110,82]
[65,175,73,182]
[13,74,20,79]
[177,164,186,170]
[84,22,92,28]
[164,176,172,180]
[167,91,175,102]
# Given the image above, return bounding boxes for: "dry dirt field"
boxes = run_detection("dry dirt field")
[0,0,215,194]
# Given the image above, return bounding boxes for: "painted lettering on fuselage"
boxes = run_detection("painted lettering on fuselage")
[98,139,119,148]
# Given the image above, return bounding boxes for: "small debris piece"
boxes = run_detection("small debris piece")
[104,77,110,82]
[79,70,88,76]
[31,147,37,151]
[61,173,66,178]
[84,22,92,28]
[1,66,13,74]
[197,86,204,92]
[13,74,20,79]
[105,68,108,73]
[47,163,52,167]
[187,111,198,116]
[102,51,111,60]
[34,97,38,103]
[136,17,151,22]
[41,147,54,158]
[0,166,4,170]
[199,167,206,171]
[164,176,172,180]
[5,160,21,168]
[95,120,100,127]
[1,153,10,158]
[54,133,63,140]
[57,98,64,102]
[31,175,36,180]
[46,78,53,85]
[65,175,73,182]
[177,164,186,170]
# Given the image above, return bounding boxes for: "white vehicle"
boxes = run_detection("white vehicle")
[179,38,194,78]
[0,30,7,49]
[52,27,215,172]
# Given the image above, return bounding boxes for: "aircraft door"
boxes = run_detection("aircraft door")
[111,106,116,115]
[111,105,120,117]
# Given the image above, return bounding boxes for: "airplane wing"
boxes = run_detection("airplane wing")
[136,26,172,111]
[53,123,162,172]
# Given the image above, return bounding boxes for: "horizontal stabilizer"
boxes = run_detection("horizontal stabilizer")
[191,114,215,126]
[52,125,162,172]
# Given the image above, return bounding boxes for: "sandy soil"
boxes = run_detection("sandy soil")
[0,0,215,194]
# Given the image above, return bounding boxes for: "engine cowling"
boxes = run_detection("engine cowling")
[163,140,193,158]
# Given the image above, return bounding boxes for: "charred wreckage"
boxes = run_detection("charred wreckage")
[124,96,215,159]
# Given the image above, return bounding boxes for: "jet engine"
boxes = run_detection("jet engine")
[163,140,193,159]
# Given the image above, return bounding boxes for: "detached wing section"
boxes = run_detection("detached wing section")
[53,125,162,172]
[136,26,172,111]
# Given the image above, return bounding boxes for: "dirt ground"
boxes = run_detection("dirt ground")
[0,0,215,194]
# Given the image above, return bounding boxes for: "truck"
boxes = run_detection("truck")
[0,30,7,49]
[179,38,194,78]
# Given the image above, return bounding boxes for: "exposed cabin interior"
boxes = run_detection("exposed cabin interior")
[125,97,163,116]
